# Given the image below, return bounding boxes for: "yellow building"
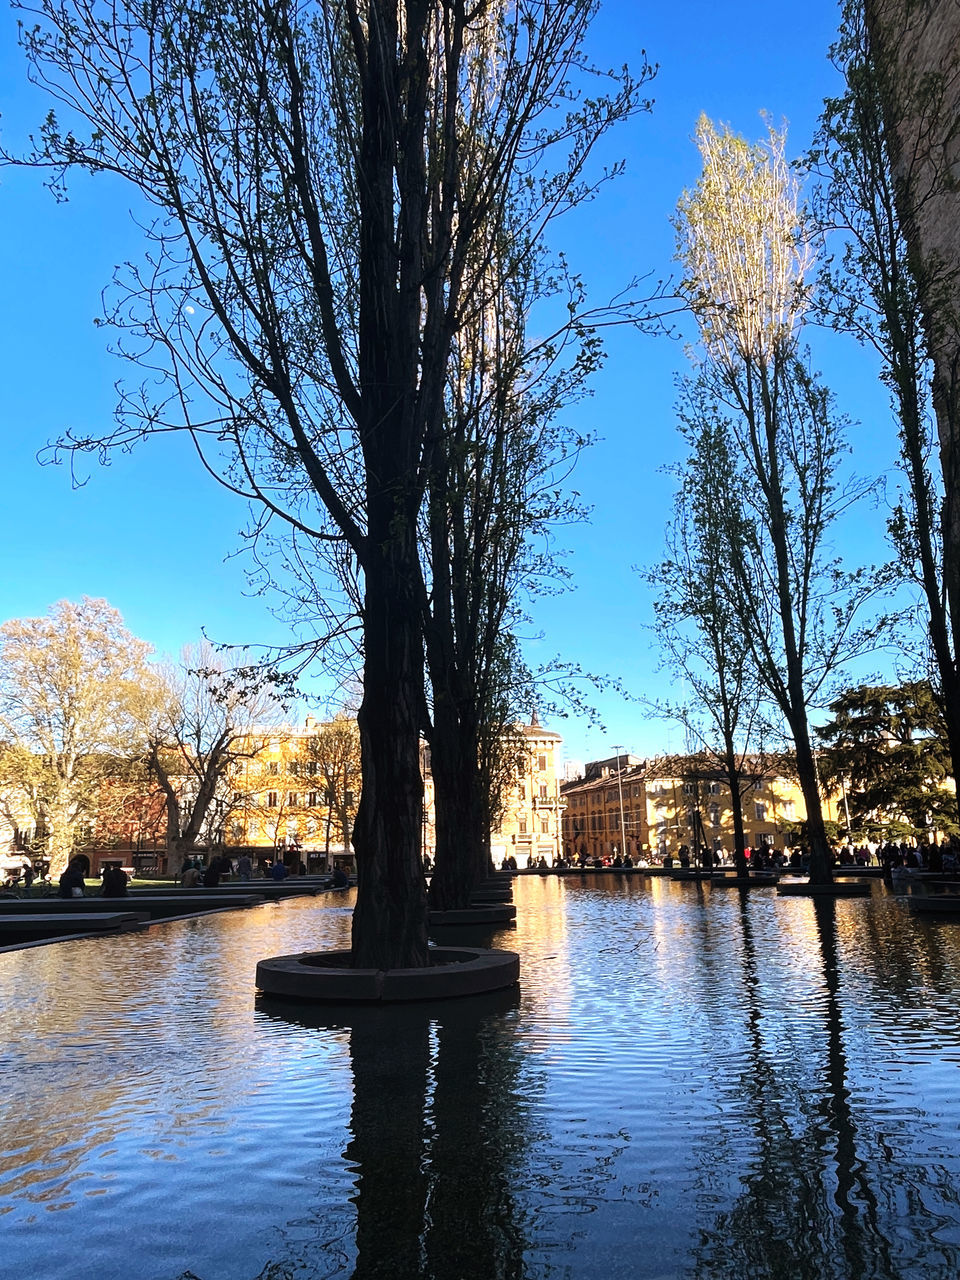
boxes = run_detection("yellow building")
[491,715,566,867]
[420,714,567,868]
[562,753,839,864]
[561,755,647,863]
[226,715,360,869]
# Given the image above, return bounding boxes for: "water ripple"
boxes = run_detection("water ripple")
[2,880,960,1278]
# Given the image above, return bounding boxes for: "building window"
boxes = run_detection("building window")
[708,782,721,795]
[519,783,526,800]
[267,791,278,808]
[538,754,547,772]
[308,791,319,808]
[269,761,279,776]
[683,782,695,795]
[289,760,299,775]
[539,784,548,799]
[783,800,796,821]
[755,802,767,822]
[288,792,298,807]
[540,816,550,834]
[519,817,528,834]
[709,804,720,827]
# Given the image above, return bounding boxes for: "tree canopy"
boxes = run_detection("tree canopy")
[818,681,956,839]
[8,0,653,964]
[0,597,154,872]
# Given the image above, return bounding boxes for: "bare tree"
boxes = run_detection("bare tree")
[0,598,154,874]
[300,715,361,866]
[145,643,282,871]
[9,0,651,965]
[674,117,883,884]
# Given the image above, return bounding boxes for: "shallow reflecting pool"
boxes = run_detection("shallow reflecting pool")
[3,875,960,1279]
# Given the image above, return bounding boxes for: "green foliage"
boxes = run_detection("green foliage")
[808,1,960,832]
[817,681,957,838]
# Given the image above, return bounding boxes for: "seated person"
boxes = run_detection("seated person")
[58,856,87,898]
[101,865,129,897]
[202,860,222,887]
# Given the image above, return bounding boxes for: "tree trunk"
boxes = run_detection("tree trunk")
[721,740,749,876]
[428,704,486,911]
[758,365,833,885]
[792,723,833,884]
[350,542,429,970]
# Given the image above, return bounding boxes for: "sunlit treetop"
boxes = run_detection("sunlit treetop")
[675,113,813,371]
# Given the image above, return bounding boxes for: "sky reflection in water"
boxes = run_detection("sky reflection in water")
[1,877,959,1279]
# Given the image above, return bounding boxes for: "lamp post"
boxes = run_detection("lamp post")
[612,745,627,858]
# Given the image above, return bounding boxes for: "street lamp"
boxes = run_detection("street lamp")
[612,745,627,858]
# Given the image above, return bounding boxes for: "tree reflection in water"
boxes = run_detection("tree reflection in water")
[253,986,526,1280]
[691,893,960,1279]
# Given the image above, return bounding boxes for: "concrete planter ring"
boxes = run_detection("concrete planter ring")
[256,945,520,1003]
[777,880,872,898]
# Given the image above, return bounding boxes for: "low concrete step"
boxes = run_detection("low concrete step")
[0,911,148,944]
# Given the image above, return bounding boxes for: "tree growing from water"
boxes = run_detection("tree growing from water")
[646,389,765,875]
[422,232,598,908]
[674,116,882,884]
[10,0,651,964]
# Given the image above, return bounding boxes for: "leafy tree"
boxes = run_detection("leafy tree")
[810,1,960,828]
[422,237,596,908]
[674,116,883,884]
[9,0,651,965]
[817,680,956,840]
[0,598,153,874]
[646,389,766,874]
[862,0,960,693]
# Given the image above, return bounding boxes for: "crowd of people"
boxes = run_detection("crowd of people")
[499,837,960,875]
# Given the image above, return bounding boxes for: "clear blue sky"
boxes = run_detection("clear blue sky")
[0,0,903,767]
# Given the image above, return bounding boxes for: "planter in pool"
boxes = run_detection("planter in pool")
[256,945,520,1002]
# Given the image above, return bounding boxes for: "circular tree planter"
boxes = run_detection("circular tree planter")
[430,904,517,926]
[256,945,519,1003]
[710,875,779,888]
[777,880,872,898]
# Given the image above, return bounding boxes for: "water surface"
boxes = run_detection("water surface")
[2,875,959,1279]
